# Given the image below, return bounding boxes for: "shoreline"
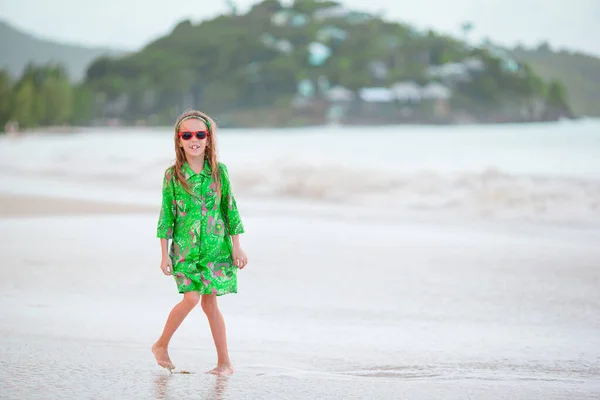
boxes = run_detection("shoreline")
[0,194,156,218]
[3,115,593,135]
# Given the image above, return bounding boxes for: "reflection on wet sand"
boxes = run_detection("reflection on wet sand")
[153,372,230,400]
[153,374,170,400]
[207,376,230,400]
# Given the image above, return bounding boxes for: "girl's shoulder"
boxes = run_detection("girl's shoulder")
[163,165,176,182]
[217,161,229,175]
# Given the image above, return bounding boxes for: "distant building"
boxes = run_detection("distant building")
[275,39,293,54]
[421,83,452,118]
[462,57,485,72]
[297,79,315,98]
[271,10,309,27]
[314,6,348,20]
[426,57,487,85]
[325,86,355,103]
[427,63,470,82]
[291,14,309,27]
[421,82,452,100]
[316,26,348,43]
[358,87,395,103]
[502,59,519,72]
[4,120,19,135]
[314,6,372,24]
[260,33,294,54]
[368,61,389,80]
[260,33,276,47]
[308,42,332,66]
[390,81,422,103]
[346,11,372,24]
[324,86,354,125]
[483,45,521,73]
[271,10,292,26]
[291,94,312,109]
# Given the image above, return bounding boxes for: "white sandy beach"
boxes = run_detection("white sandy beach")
[1,121,599,399]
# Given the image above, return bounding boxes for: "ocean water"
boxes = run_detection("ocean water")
[1,120,600,399]
[1,118,599,225]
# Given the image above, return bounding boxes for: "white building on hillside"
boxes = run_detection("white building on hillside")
[421,82,452,100]
[358,87,395,103]
[325,85,355,102]
[390,81,422,103]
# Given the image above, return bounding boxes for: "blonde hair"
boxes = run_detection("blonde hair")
[173,109,221,199]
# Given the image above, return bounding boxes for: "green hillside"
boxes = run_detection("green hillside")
[0,1,581,129]
[0,20,125,82]
[512,43,600,117]
[81,0,572,126]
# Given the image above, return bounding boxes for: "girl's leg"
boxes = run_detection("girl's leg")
[152,291,200,370]
[201,294,234,375]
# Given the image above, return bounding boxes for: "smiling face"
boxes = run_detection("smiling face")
[178,118,209,161]
[171,110,221,198]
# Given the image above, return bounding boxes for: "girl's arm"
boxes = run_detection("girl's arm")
[157,168,176,240]
[220,164,245,237]
[160,238,170,259]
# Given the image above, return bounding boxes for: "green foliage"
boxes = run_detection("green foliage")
[10,79,36,128]
[0,69,12,128]
[546,80,569,107]
[292,0,340,15]
[2,0,584,129]
[75,1,575,124]
[70,84,95,124]
[543,80,572,119]
[42,73,74,124]
[512,44,600,117]
[0,63,92,131]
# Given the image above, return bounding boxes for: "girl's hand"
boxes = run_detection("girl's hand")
[160,257,173,276]
[232,245,248,269]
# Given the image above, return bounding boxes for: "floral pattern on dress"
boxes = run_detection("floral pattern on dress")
[157,161,245,295]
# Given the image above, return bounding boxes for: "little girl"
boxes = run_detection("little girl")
[152,109,248,375]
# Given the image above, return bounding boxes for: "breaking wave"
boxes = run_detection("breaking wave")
[229,161,600,224]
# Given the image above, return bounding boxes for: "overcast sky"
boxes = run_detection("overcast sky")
[2,0,599,56]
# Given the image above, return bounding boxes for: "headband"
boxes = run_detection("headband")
[176,115,211,132]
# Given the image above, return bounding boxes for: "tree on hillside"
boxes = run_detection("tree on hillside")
[544,80,572,120]
[0,69,12,129]
[10,79,35,128]
[292,0,340,14]
[40,66,74,125]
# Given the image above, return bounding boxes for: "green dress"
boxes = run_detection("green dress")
[156,161,245,295]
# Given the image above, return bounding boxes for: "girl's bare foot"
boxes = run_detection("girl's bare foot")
[152,343,175,371]
[206,363,234,375]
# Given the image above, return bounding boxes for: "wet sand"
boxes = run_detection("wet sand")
[0,194,156,217]
[1,124,599,399]
[1,199,599,399]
